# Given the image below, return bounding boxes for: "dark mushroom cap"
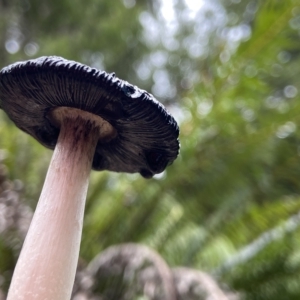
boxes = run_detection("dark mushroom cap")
[0,56,179,178]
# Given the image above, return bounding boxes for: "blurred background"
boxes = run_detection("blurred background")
[1,0,300,299]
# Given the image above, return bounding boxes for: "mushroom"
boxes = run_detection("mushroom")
[0,56,179,300]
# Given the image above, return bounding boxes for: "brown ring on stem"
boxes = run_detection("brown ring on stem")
[7,108,116,300]
[49,107,117,143]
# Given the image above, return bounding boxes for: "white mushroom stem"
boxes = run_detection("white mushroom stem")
[7,108,115,300]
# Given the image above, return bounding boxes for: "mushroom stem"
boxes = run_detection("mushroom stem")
[7,112,100,300]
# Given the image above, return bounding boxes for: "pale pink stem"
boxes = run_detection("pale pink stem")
[7,111,100,300]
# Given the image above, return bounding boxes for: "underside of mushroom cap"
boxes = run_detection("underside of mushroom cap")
[0,56,179,178]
